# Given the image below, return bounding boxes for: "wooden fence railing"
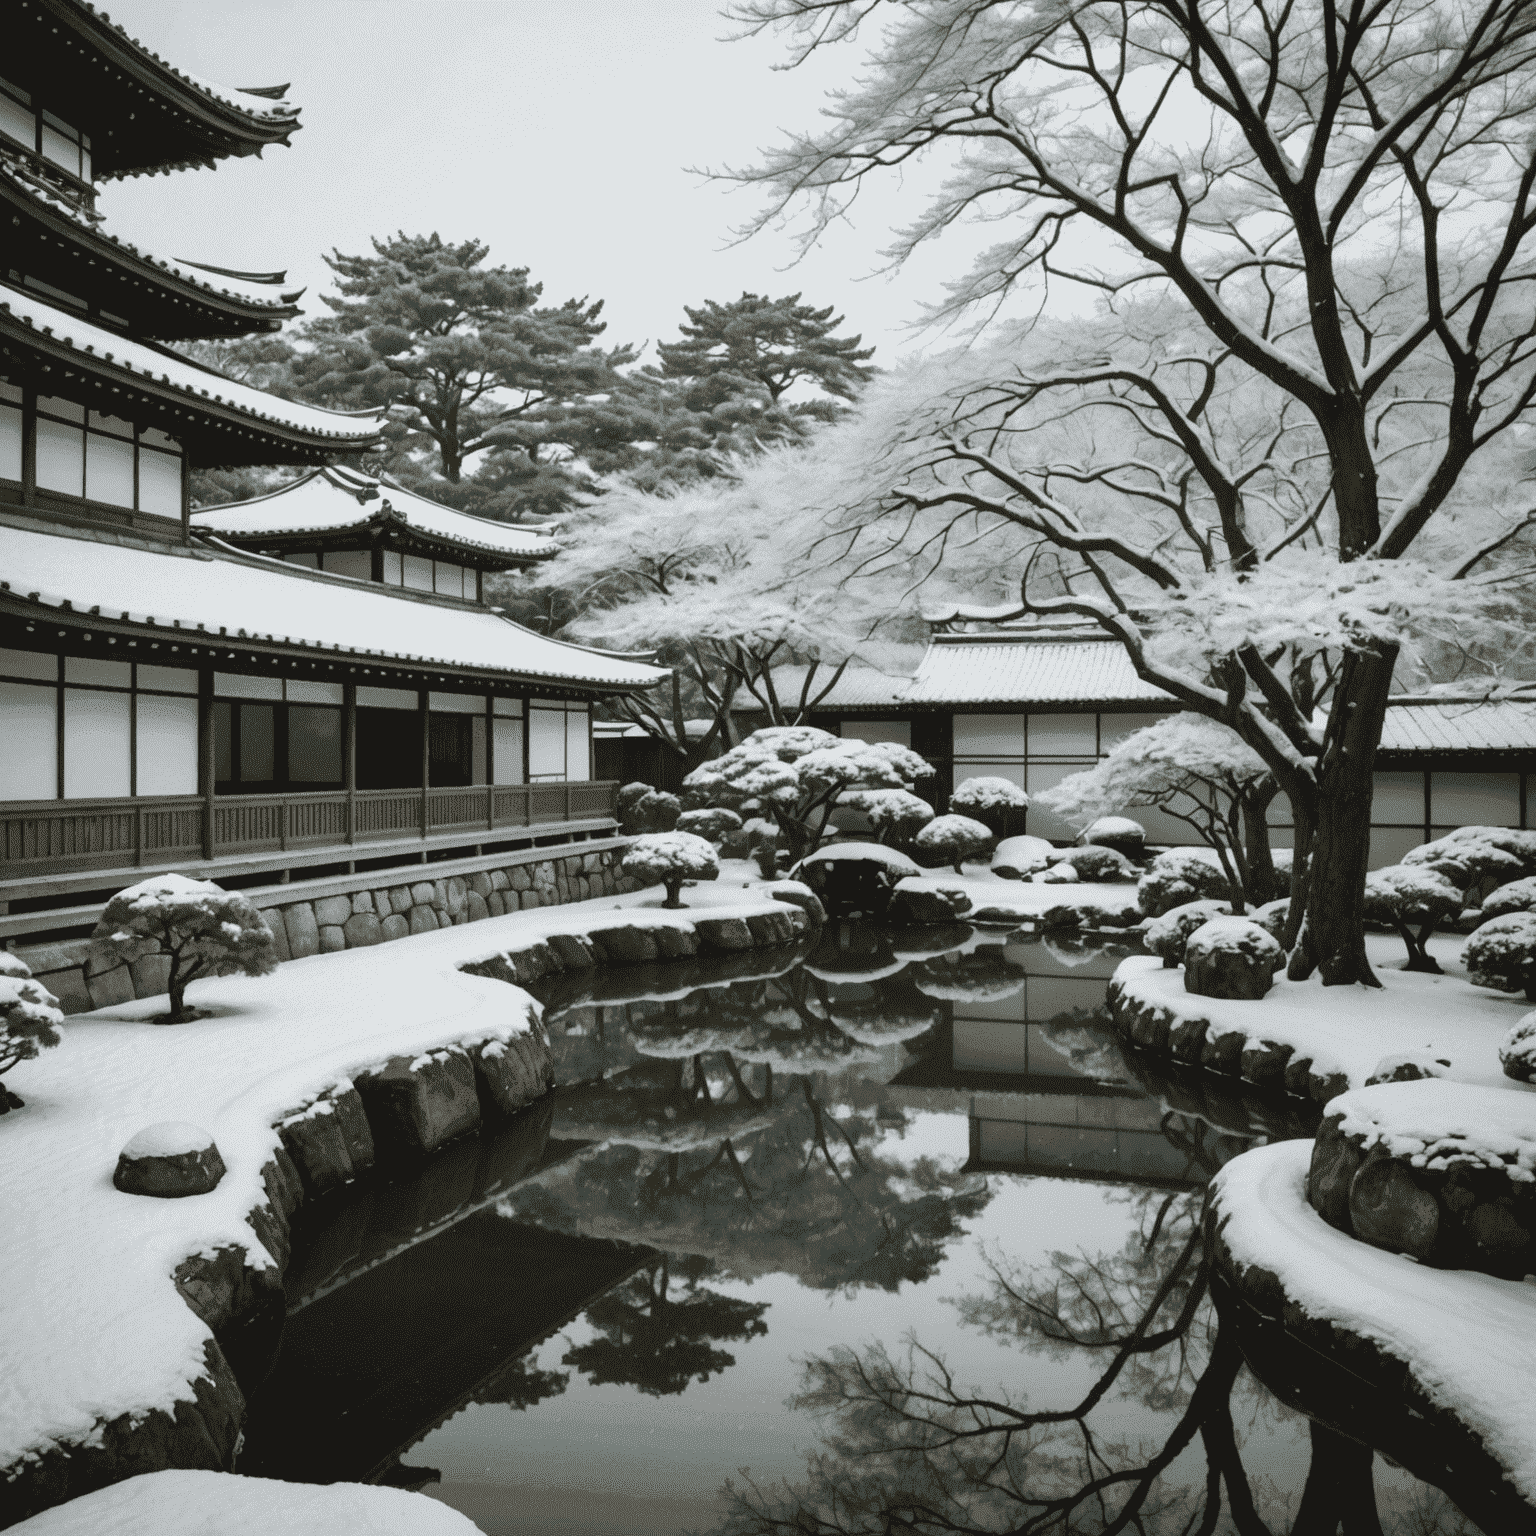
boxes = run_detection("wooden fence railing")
[0,781,620,881]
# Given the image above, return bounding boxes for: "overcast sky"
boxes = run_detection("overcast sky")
[99,0,997,370]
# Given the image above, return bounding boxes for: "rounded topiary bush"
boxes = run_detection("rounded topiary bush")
[949,777,1028,840]
[1480,877,1536,923]
[1144,899,1233,968]
[1464,912,1536,1001]
[913,814,993,874]
[1078,815,1147,862]
[621,831,720,908]
[1137,849,1234,917]
[619,785,682,835]
[1499,1012,1536,1083]
[992,835,1057,879]
[675,807,743,846]
[0,953,63,1112]
[1060,845,1135,883]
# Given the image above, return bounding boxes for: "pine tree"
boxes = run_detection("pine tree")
[278,233,638,520]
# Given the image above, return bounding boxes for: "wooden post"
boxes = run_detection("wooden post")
[343,682,357,844]
[180,455,192,544]
[485,697,495,834]
[198,668,216,861]
[419,689,430,843]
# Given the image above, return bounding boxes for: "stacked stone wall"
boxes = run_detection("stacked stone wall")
[15,844,636,1015]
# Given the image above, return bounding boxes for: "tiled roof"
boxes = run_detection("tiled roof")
[0,524,668,691]
[905,635,1172,706]
[192,467,555,563]
[1381,700,1536,754]
[748,664,916,713]
[0,285,382,446]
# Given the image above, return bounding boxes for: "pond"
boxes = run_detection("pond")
[237,922,1485,1536]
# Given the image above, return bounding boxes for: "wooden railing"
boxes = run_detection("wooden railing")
[0,781,621,882]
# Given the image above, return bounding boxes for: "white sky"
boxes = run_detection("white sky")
[99,0,999,370]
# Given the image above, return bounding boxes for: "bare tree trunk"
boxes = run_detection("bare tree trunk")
[1241,785,1279,906]
[1288,651,1396,987]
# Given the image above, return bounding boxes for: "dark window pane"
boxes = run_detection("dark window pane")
[357,707,421,790]
[287,705,342,787]
[239,703,275,783]
[214,701,233,783]
[428,712,473,787]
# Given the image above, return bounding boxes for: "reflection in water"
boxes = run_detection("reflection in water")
[244,924,1487,1535]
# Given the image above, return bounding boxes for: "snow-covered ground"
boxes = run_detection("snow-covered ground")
[901,866,1142,924]
[0,880,800,1487]
[1114,932,1536,1091]
[1211,1139,1536,1501]
[10,1470,477,1534]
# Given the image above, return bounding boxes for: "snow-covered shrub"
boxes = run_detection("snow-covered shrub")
[682,726,932,863]
[0,953,63,1110]
[1499,1013,1536,1084]
[1037,714,1278,907]
[1364,1052,1450,1086]
[1061,845,1134,883]
[1034,862,1080,884]
[843,787,935,846]
[618,784,681,835]
[621,831,720,908]
[1250,898,1290,945]
[791,843,922,919]
[992,835,1057,879]
[912,814,993,873]
[91,874,277,1023]
[1361,864,1465,972]
[1463,913,1536,1001]
[1137,849,1234,918]
[1144,900,1233,968]
[949,776,1028,839]
[674,807,743,846]
[1078,815,1147,862]
[1403,828,1531,904]
[1183,916,1283,1000]
[1480,877,1536,923]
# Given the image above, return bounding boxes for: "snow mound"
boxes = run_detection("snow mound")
[1332,1079,1536,1178]
[1210,1140,1536,1501]
[1502,1013,1536,1084]
[10,1470,479,1534]
[796,843,921,875]
[1081,815,1144,842]
[120,1123,217,1159]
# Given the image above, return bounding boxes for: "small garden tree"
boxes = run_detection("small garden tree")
[1464,914,1536,1002]
[1040,716,1280,917]
[1362,865,1465,973]
[949,777,1029,841]
[1403,828,1536,906]
[843,787,934,847]
[913,814,993,874]
[683,727,933,864]
[90,874,278,1024]
[675,807,743,845]
[618,783,682,835]
[0,954,63,1111]
[622,832,720,909]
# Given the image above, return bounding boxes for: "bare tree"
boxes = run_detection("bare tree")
[726,0,1536,984]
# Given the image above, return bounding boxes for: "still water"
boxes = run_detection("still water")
[239,923,1484,1535]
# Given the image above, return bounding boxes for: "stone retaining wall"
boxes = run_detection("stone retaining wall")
[14,845,637,1016]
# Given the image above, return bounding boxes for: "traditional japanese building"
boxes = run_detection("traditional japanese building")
[0,0,666,983]
[737,621,1536,865]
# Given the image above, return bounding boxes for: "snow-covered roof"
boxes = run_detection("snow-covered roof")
[0,284,381,447]
[1381,700,1536,754]
[906,634,1173,707]
[751,664,914,713]
[0,525,668,691]
[192,467,555,564]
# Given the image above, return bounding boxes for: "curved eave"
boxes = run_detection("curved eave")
[34,0,301,178]
[0,573,661,699]
[199,518,558,569]
[0,173,300,338]
[0,308,382,467]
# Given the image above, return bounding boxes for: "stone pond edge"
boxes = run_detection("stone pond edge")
[0,888,823,1529]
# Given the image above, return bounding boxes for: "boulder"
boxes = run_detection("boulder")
[282,903,321,959]
[1144,900,1233,967]
[587,926,659,965]
[315,895,352,928]
[342,912,383,948]
[1183,917,1283,1000]
[652,925,701,959]
[1063,845,1135,883]
[472,1030,554,1115]
[1348,1155,1441,1260]
[745,909,797,947]
[547,932,598,970]
[278,1087,376,1196]
[114,1123,227,1198]
[759,879,828,926]
[886,881,973,925]
[355,1048,481,1155]
[991,835,1057,879]
[1078,815,1146,862]
[1364,1052,1450,1087]
[693,916,755,952]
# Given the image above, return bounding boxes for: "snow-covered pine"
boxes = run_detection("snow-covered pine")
[1362,864,1465,972]
[913,814,993,874]
[1463,913,1536,1002]
[620,832,721,909]
[0,954,63,1102]
[1482,878,1536,923]
[674,807,743,845]
[91,874,277,1024]
[841,787,935,844]
[949,776,1029,839]
[1404,827,1536,904]
[684,727,933,863]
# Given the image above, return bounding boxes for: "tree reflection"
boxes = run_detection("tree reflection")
[563,1253,769,1397]
[712,1184,1470,1536]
